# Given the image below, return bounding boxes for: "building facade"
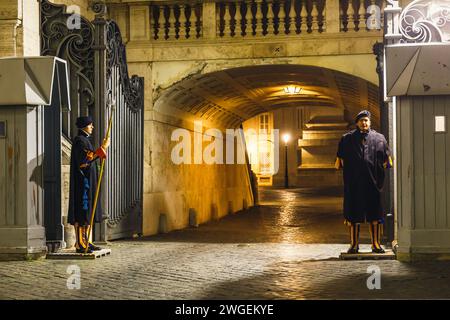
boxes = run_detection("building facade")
[6,0,448,262]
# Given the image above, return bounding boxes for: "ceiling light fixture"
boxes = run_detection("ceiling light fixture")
[283,86,302,94]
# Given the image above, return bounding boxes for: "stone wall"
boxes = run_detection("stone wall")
[128,60,254,236]
[51,0,94,20]
[131,58,253,235]
[142,117,253,235]
[0,0,40,57]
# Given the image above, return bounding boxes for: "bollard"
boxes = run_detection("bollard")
[228,201,234,215]
[189,208,198,227]
[159,213,168,234]
[211,203,219,220]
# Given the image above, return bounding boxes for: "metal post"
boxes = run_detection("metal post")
[284,144,288,188]
[92,2,108,243]
[374,40,394,247]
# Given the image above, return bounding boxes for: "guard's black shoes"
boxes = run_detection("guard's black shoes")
[347,246,359,254]
[89,243,102,251]
[372,247,385,254]
[76,247,93,254]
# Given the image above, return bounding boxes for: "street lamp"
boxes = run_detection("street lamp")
[283,133,290,188]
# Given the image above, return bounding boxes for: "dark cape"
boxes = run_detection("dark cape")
[337,129,391,224]
[68,130,103,226]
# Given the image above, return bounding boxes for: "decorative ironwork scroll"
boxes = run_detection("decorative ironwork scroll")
[399,0,450,43]
[40,0,95,139]
[105,21,144,113]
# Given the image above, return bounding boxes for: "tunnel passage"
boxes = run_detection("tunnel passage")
[145,64,380,235]
[154,64,380,130]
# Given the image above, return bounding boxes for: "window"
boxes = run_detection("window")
[259,113,269,133]
[257,113,273,175]
[259,151,271,174]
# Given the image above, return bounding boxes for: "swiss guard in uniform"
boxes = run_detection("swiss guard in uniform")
[68,116,110,253]
[335,110,393,254]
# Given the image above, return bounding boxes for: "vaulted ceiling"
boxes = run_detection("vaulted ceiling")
[155,64,380,128]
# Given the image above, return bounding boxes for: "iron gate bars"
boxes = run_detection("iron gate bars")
[40,0,144,240]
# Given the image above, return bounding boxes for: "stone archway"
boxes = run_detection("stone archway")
[142,63,380,236]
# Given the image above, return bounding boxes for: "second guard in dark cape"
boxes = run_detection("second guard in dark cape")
[68,116,110,253]
[335,110,393,254]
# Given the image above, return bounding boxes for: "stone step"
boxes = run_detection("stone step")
[298,165,336,170]
[302,130,346,140]
[298,138,340,147]
[302,129,347,133]
[304,122,349,129]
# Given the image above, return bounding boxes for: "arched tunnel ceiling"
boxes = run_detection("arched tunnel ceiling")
[155,65,380,129]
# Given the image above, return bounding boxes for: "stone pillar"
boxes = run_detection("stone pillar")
[0,0,44,261]
[0,0,22,57]
[21,0,40,56]
[0,105,47,260]
[202,2,216,39]
[0,0,39,57]
[324,0,340,33]
[0,20,23,56]
[129,5,151,41]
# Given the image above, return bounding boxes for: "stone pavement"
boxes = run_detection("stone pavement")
[1,188,450,300]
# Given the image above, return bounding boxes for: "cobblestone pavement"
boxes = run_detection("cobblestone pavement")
[1,187,450,300]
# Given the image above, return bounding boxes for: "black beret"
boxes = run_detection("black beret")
[355,110,371,123]
[76,116,94,129]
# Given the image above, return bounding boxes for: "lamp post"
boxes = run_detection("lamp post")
[283,133,290,188]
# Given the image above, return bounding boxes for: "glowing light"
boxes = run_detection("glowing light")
[282,133,290,145]
[283,86,302,94]
[248,141,257,155]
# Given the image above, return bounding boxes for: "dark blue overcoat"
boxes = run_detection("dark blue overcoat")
[337,129,391,223]
[68,130,104,225]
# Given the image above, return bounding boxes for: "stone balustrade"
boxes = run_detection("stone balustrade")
[115,0,385,42]
[340,0,386,32]
[150,2,203,40]
[215,0,326,37]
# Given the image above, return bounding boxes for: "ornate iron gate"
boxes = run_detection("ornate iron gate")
[40,0,144,240]
[104,20,144,239]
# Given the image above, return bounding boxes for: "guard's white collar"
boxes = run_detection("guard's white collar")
[81,129,91,137]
